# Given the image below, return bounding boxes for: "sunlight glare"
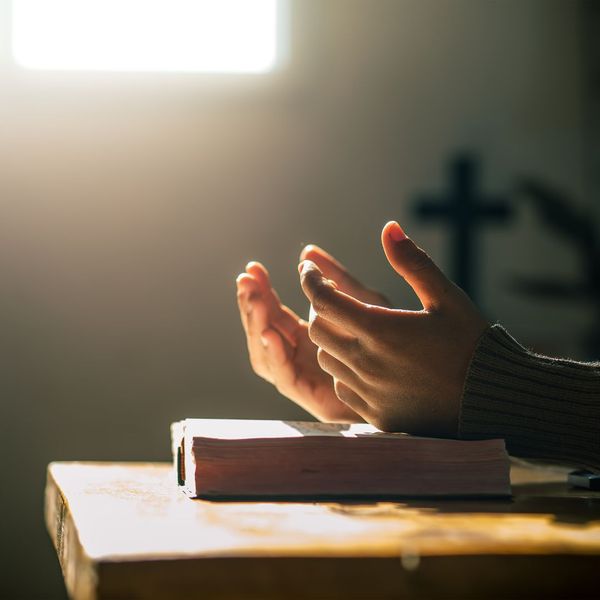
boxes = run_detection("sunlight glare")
[12,0,280,72]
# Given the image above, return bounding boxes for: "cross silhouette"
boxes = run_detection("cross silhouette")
[414,154,512,303]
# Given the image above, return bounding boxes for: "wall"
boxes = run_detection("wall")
[0,1,588,597]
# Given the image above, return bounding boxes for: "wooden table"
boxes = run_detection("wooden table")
[45,462,600,599]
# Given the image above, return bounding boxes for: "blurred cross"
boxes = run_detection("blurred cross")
[414,154,512,303]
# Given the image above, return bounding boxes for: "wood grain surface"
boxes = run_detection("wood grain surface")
[45,462,600,599]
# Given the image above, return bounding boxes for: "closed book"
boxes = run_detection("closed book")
[172,418,510,498]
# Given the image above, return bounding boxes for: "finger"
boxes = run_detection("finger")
[309,315,360,371]
[245,260,272,290]
[236,273,260,333]
[243,261,298,347]
[299,260,370,336]
[300,245,392,307]
[237,273,292,347]
[242,294,272,378]
[237,274,298,385]
[274,306,304,349]
[299,245,370,299]
[317,348,366,395]
[246,261,300,347]
[381,221,452,311]
[261,329,315,404]
[333,380,371,421]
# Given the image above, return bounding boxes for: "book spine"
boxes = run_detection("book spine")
[170,421,186,487]
[176,443,185,486]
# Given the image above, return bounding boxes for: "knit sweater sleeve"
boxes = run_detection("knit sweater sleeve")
[459,324,600,473]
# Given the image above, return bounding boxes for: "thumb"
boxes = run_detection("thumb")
[381,221,451,311]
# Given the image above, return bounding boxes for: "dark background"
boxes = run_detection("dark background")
[0,1,597,598]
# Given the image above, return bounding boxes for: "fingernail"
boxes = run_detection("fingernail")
[260,334,269,348]
[300,244,316,261]
[299,260,316,275]
[388,221,407,242]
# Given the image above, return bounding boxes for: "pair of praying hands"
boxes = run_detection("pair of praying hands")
[236,221,489,438]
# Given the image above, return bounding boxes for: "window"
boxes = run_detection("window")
[12,0,282,73]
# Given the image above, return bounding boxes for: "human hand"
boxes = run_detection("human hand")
[299,221,489,437]
[300,244,392,308]
[237,256,373,423]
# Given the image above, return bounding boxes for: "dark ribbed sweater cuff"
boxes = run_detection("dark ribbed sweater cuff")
[459,324,600,473]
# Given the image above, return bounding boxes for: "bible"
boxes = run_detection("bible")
[172,419,510,498]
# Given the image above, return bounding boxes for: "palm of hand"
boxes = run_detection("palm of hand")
[278,319,359,423]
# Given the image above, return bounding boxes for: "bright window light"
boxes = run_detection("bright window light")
[12,0,281,72]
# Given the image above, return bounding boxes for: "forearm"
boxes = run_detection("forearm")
[459,325,600,473]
